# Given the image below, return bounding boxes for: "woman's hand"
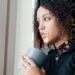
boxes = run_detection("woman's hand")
[19,55,45,75]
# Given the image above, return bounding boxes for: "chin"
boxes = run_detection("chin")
[43,39,49,44]
[43,38,53,45]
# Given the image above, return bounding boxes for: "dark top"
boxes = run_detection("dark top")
[43,40,75,75]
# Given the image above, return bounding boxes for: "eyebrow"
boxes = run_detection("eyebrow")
[42,14,50,17]
[37,13,50,20]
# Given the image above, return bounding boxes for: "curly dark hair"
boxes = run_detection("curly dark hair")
[33,0,75,48]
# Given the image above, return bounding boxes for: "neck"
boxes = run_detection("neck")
[54,35,69,49]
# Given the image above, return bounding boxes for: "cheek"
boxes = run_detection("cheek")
[46,22,60,41]
[46,21,59,33]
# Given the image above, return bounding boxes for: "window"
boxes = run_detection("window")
[14,0,34,75]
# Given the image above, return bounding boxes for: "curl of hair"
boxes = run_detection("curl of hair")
[33,0,75,48]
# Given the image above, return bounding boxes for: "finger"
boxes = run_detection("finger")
[22,56,31,65]
[23,56,36,67]
[22,56,31,70]
[22,56,30,67]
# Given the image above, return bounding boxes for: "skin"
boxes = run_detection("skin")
[20,6,69,75]
[19,56,45,75]
[37,6,62,45]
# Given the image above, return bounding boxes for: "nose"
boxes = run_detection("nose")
[38,21,45,30]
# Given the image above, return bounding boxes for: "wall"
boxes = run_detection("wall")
[0,0,8,75]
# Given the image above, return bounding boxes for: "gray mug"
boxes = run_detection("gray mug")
[25,48,47,68]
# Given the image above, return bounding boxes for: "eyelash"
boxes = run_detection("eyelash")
[37,17,51,23]
[43,17,51,21]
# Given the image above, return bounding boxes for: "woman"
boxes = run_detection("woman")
[21,0,75,75]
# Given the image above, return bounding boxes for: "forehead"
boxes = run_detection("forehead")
[37,6,53,18]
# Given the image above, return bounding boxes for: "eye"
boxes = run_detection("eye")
[43,17,51,21]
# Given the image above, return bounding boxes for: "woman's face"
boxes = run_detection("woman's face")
[37,6,62,44]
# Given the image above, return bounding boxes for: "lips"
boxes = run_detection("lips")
[40,32,47,38]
